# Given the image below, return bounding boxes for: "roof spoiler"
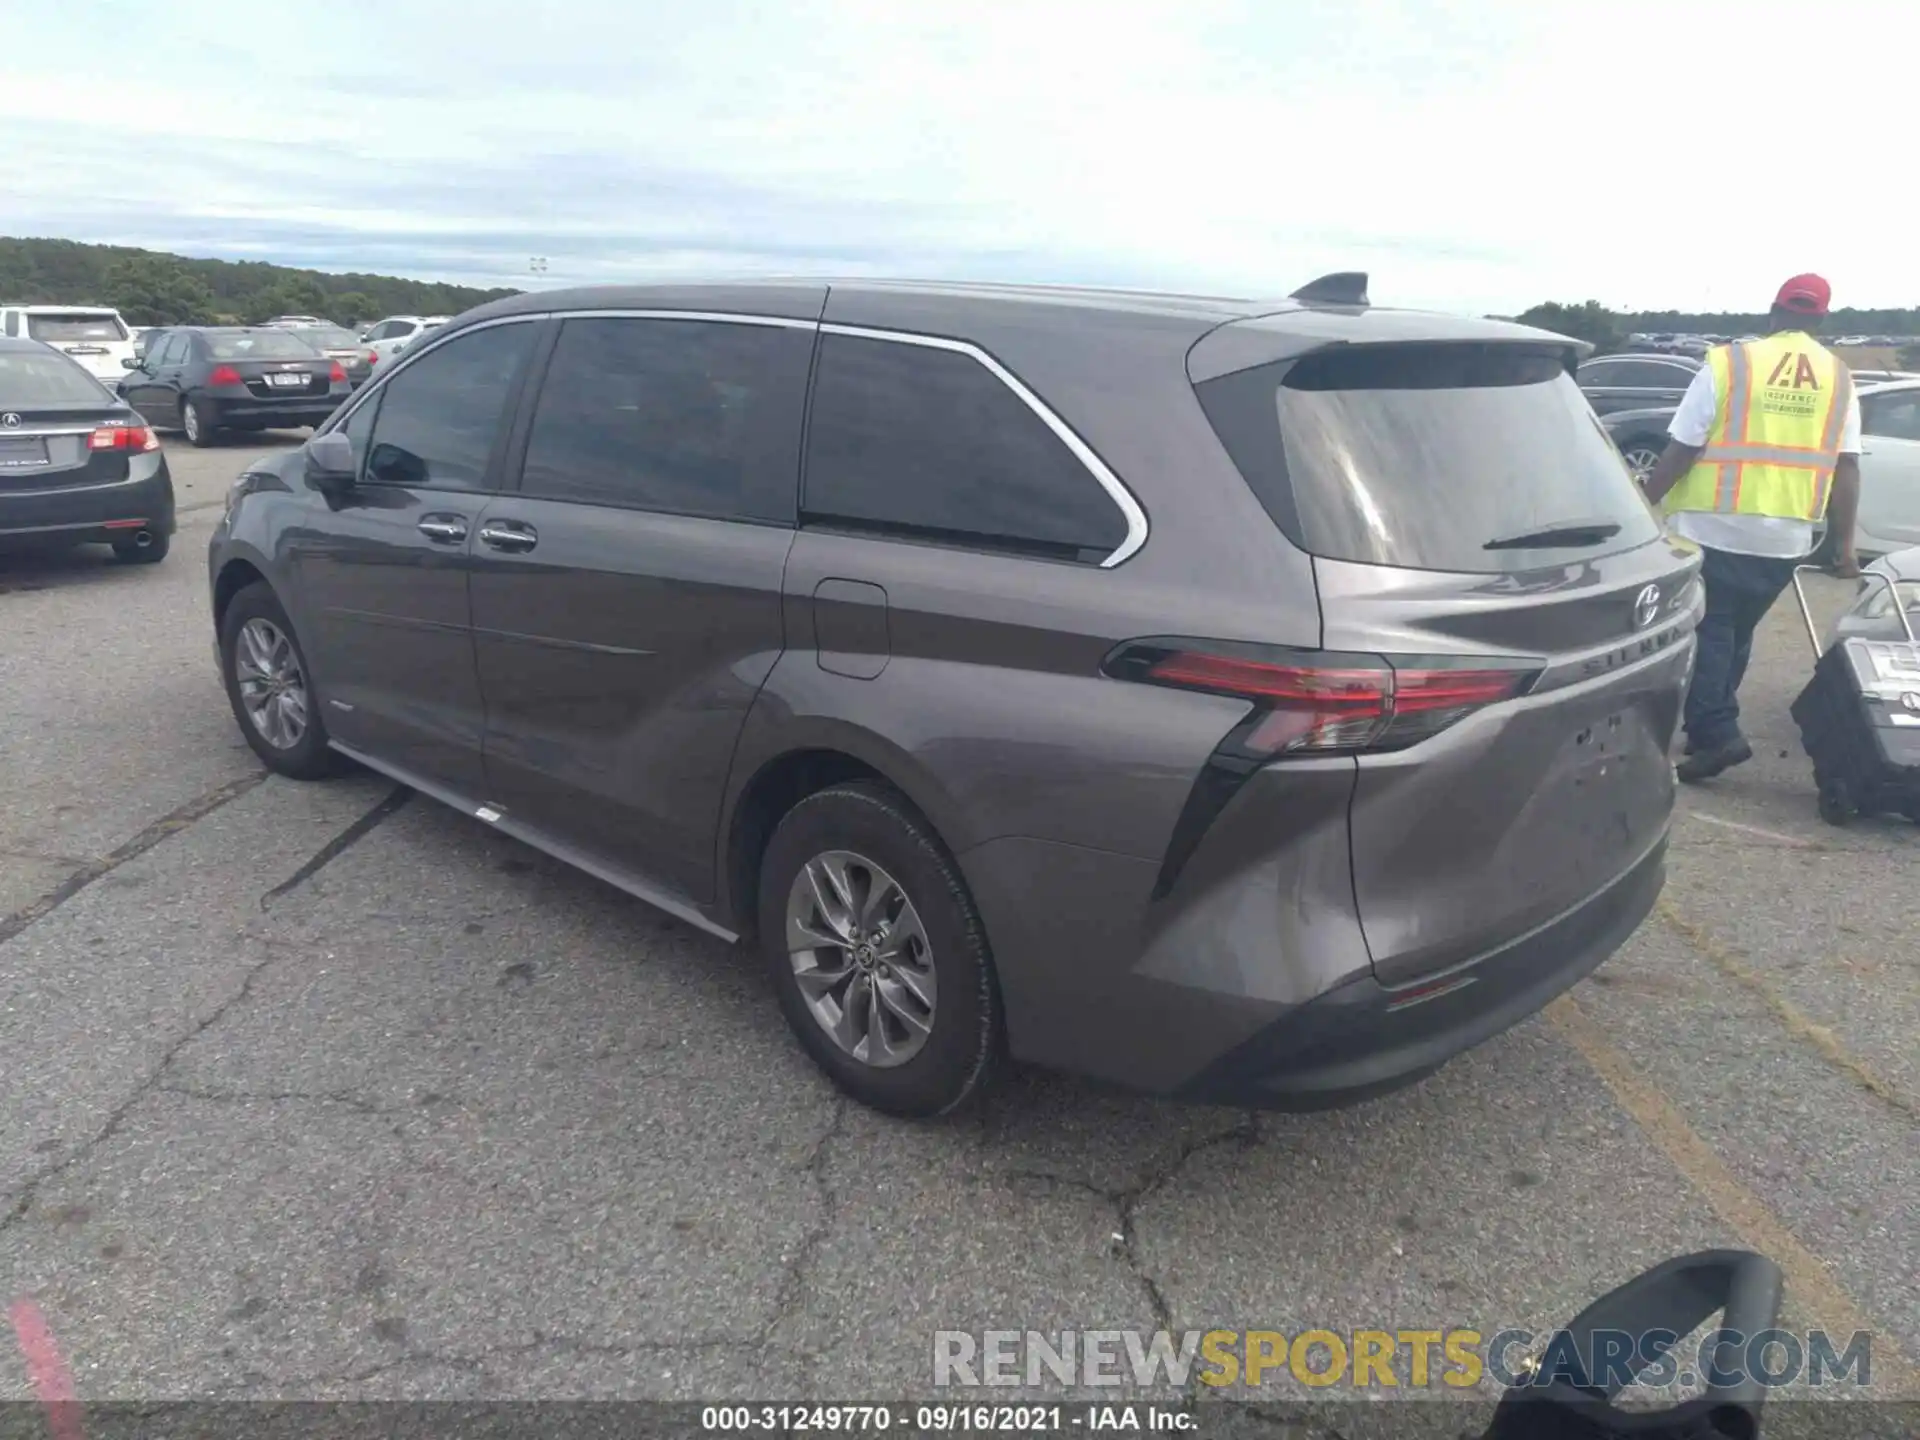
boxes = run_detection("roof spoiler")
[1289,272,1369,308]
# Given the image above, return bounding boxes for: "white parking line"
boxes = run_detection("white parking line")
[1681,808,1818,848]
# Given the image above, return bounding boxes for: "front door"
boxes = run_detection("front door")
[468,309,817,903]
[284,318,540,800]
[125,333,186,427]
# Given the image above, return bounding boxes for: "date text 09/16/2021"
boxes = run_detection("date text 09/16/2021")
[701,1404,1194,1433]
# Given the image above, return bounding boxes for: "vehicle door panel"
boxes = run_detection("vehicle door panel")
[284,317,541,799]
[1861,437,1920,547]
[467,308,820,904]
[470,499,794,900]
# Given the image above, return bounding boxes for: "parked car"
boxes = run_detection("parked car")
[0,305,139,386]
[1603,378,1920,559]
[0,336,174,562]
[262,315,328,329]
[1576,351,1702,416]
[360,315,451,371]
[120,327,351,447]
[1830,547,1920,645]
[207,276,1700,1118]
[285,324,373,389]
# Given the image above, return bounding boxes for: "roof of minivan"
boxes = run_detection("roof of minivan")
[449,278,1582,379]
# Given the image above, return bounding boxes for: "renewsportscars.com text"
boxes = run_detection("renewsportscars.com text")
[932,1327,1875,1391]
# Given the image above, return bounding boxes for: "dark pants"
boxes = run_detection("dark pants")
[1683,546,1801,751]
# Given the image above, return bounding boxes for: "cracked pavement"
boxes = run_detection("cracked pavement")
[2,437,1916,1414]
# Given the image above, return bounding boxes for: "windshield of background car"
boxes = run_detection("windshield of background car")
[295,327,360,349]
[0,349,115,405]
[204,332,322,361]
[26,313,128,343]
[1194,341,1664,573]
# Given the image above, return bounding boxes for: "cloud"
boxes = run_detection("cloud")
[2,0,1913,313]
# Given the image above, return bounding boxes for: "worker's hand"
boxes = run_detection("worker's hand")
[1830,552,1862,580]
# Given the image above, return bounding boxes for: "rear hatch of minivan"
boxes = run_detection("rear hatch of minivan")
[24,310,136,384]
[1191,326,1701,986]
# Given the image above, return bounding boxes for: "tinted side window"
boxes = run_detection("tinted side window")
[1626,361,1697,388]
[1577,360,1624,387]
[518,316,812,524]
[801,334,1129,562]
[159,334,189,366]
[3,313,17,337]
[1863,392,1920,442]
[363,323,534,491]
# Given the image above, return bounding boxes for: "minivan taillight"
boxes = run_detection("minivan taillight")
[1105,641,1540,756]
[207,364,244,386]
[328,361,347,382]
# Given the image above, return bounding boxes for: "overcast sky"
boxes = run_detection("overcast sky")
[2,0,1912,314]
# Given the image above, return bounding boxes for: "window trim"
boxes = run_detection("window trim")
[327,308,1151,567]
[810,322,1150,568]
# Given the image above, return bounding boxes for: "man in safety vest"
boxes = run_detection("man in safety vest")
[1640,274,1862,784]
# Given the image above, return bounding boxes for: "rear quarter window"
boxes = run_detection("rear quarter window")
[1195,342,1665,574]
[801,332,1130,563]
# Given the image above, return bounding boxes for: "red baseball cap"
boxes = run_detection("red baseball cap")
[1774,273,1831,317]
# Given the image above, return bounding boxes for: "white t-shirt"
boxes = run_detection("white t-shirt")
[1664,338,1862,558]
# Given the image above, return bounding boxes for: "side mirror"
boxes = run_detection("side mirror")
[305,431,357,495]
[121,357,141,370]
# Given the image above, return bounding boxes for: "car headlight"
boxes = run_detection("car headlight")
[224,473,258,521]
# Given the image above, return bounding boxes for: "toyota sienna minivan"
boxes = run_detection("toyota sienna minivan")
[207,274,1702,1118]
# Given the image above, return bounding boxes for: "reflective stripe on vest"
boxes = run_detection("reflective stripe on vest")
[1662,336,1851,522]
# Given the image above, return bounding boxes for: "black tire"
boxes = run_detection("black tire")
[111,530,169,565]
[757,782,1003,1118]
[218,582,344,780]
[1816,777,1853,827]
[183,397,219,447]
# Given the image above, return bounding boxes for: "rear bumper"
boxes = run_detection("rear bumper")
[0,459,176,543]
[203,392,346,429]
[1174,829,1667,1108]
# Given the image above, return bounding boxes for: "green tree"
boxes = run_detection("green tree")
[247,276,330,323]
[330,291,375,327]
[1514,300,1623,352]
[102,254,217,325]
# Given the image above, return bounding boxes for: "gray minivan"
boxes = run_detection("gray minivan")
[207,274,1702,1118]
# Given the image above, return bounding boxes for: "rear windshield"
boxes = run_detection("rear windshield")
[27,313,128,343]
[1195,342,1664,573]
[293,327,360,349]
[0,349,114,406]
[204,331,321,361]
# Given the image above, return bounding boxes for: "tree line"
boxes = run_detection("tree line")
[1508,299,1920,358]
[1,236,519,329]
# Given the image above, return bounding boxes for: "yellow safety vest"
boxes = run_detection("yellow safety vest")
[1661,332,1853,522]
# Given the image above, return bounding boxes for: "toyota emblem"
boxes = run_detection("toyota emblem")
[1632,583,1662,630]
[1,413,20,429]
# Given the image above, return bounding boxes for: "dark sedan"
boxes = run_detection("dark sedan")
[1576,351,1702,416]
[119,327,352,447]
[0,337,175,563]
[284,324,374,389]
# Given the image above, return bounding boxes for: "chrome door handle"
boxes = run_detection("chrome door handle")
[477,521,538,553]
[417,515,468,544]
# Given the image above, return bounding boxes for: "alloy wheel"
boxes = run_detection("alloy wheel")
[234,618,309,750]
[784,849,937,1068]
[1623,445,1662,482]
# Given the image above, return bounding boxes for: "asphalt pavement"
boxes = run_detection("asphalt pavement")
[1,436,1915,1421]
